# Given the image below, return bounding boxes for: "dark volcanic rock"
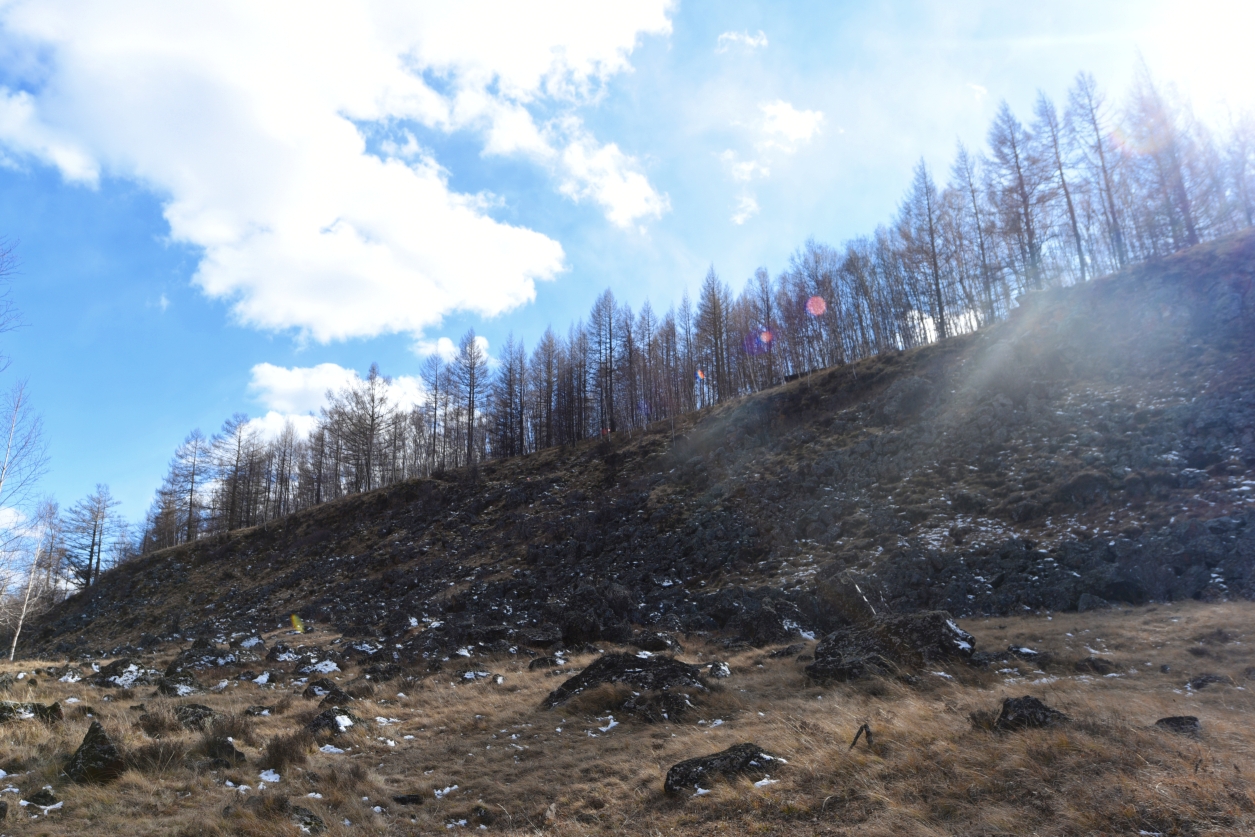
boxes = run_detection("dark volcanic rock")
[157,667,203,697]
[27,788,58,806]
[805,611,974,681]
[1186,673,1234,690]
[768,643,807,659]
[0,700,62,724]
[203,736,247,765]
[664,743,784,794]
[993,696,1069,731]
[542,653,706,708]
[630,631,683,653]
[621,691,693,723]
[528,656,562,671]
[302,678,340,699]
[174,703,217,731]
[64,721,126,783]
[306,706,362,736]
[1155,715,1202,736]
[393,793,425,805]
[1074,656,1117,675]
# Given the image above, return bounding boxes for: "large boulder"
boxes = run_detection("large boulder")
[64,721,127,783]
[664,743,784,795]
[306,706,362,737]
[174,703,217,731]
[541,653,706,708]
[805,611,974,681]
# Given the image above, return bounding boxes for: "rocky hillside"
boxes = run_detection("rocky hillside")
[25,230,1255,660]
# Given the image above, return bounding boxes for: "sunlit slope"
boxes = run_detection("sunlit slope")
[28,230,1255,657]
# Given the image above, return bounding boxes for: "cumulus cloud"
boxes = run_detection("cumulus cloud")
[758,100,825,150]
[0,2,673,341]
[554,119,671,229]
[716,30,768,52]
[246,361,426,438]
[248,363,361,415]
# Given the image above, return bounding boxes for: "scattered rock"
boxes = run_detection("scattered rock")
[302,678,340,699]
[1076,593,1109,612]
[768,643,807,659]
[173,703,217,731]
[529,656,561,671]
[244,705,274,717]
[392,794,425,806]
[1186,673,1234,690]
[202,736,247,765]
[664,743,784,795]
[157,668,203,697]
[1074,656,1117,675]
[1155,715,1202,736]
[290,804,326,834]
[707,661,731,679]
[306,706,361,737]
[993,696,1069,731]
[542,653,706,708]
[630,631,683,653]
[27,788,57,806]
[361,662,402,681]
[92,658,159,689]
[0,700,62,724]
[805,611,974,682]
[64,720,127,783]
[0,798,6,820]
[621,691,693,723]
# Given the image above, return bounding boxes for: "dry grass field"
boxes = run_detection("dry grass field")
[2,601,1255,836]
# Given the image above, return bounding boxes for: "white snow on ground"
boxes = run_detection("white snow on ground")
[259,770,281,783]
[435,784,458,799]
[320,744,345,754]
[312,660,340,674]
[754,777,779,787]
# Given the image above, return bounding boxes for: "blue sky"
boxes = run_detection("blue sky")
[0,0,1250,521]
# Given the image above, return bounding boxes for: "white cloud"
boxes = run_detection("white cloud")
[250,361,425,415]
[731,194,759,225]
[967,83,988,99]
[412,336,459,362]
[249,363,360,414]
[718,150,769,182]
[716,30,768,53]
[246,410,321,442]
[554,119,670,229]
[0,2,673,342]
[759,100,825,151]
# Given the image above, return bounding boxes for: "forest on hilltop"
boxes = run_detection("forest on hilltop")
[11,64,1255,625]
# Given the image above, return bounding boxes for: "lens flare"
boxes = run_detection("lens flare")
[760,329,773,344]
[695,369,706,381]
[806,296,826,317]
[291,613,305,633]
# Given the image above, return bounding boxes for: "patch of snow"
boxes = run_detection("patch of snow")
[598,717,618,733]
[754,777,779,787]
[693,787,712,797]
[240,637,263,649]
[455,648,472,658]
[312,660,340,674]
[259,770,281,783]
[254,672,270,685]
[335,714,354,731]
[64,697,80,704]
[434,784,458,799]
[320,744,345,754]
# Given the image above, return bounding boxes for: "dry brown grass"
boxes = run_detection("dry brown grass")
[2,601,1254,834]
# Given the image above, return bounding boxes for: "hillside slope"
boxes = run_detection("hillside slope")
[27,231,1255,659]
